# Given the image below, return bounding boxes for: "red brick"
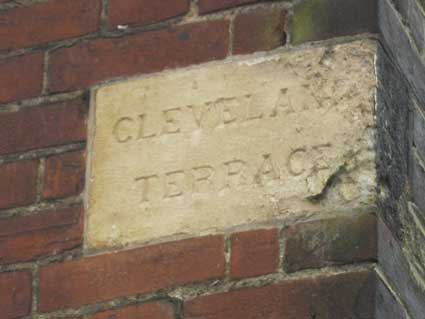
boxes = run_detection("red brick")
[185,270,376,319]
[0,160,38,210]
[0,98,87,156]
[0,206,83,265]
[39,235,225,311]
[109,0,190,29]
[48,20,229,93]
[230,228,279,279]
[89,302,174,319]
[0,53,43,103]
[199,0,264,13]
[0,0,101,52]
[283,214,377,273]
[233,8,287,55]
[0,271,32,319]
[43,150,86,200]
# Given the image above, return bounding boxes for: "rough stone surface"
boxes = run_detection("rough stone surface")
[86,40,377,250]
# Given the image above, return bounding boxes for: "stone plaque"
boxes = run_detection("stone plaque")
[86,40,376,251]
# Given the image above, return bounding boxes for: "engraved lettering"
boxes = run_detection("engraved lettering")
[134,175,159,203]
[113,117,134,143]
[287,148,307,176]
[187,104,207,128]
[224,160,246,188]
[218,97,239,125]
[192,165,215,193]
[244,94,263,121]
[164,170,185,198]
[270,88,295,117]
[255,154,279,185]
[137,114,157,140]
[162,108,181,135]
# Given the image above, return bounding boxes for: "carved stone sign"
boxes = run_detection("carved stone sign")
[86,40,377,251]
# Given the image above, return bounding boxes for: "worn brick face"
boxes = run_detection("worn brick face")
[233,8,287,55]
[230,228,279,279]
[0,160,38,210]
[48,20,229,93]
[39,235,225,311]
[108,0,190,29]
[0,53,44,104]
[0,98,87,156]
[0,206,83,265]
[283,214,377,272]
[199,0,264,13]
[185,270,376,319]
[0,271,32,319]
[0,0,101,52]
[89,302,174,319]
[43,150,86,200]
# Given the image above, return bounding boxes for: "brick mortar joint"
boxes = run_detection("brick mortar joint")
[31,262,376,319]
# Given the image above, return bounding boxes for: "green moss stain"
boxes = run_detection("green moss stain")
[291,0,331,44]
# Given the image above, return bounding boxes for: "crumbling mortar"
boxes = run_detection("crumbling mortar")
[35,158,46,203]
[0,194,84,220]
[99,0,109,35]
[30,262,375,319]
[0,142,86,166]
[224,234,231,278]
[0,247,83,274]
[0,90,85,113]
[31,265,39,315]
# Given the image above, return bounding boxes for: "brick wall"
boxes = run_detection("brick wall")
[376,0,425,317]
[0,0,378,318]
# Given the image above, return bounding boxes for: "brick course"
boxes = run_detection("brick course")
[0,160,38,210]
[230,228,279,279]
[0,0,101,52]
[0,271,32,319]
[39,235,225,311]
[43,150,86,200]
[0,206,83,265]
[48,21,229,93]
[185,270,376,319]
[108,0,190,29]
[0,98,87,155]
[88,302,175,319]
[0,53,44,104]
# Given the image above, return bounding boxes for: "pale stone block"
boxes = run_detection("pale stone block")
[86,39,377,251]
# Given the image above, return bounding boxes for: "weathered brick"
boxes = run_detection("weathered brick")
[291,0,377,44]
[43,150,86,200]
[0,160,38,210]
[89,302,174,319]
[0,53,44,103]
[283,214,377,272]
[0,271,32,319]
[0,0,101,52]
[0,206,83,265]
[108,0,190,29]
[48,20,229,93]
[230,228,279,279]
[0,98,87,156]
[199,0,264,13]
[233,8,286,55]
[185,270,375,319]
[39,235,225,311]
